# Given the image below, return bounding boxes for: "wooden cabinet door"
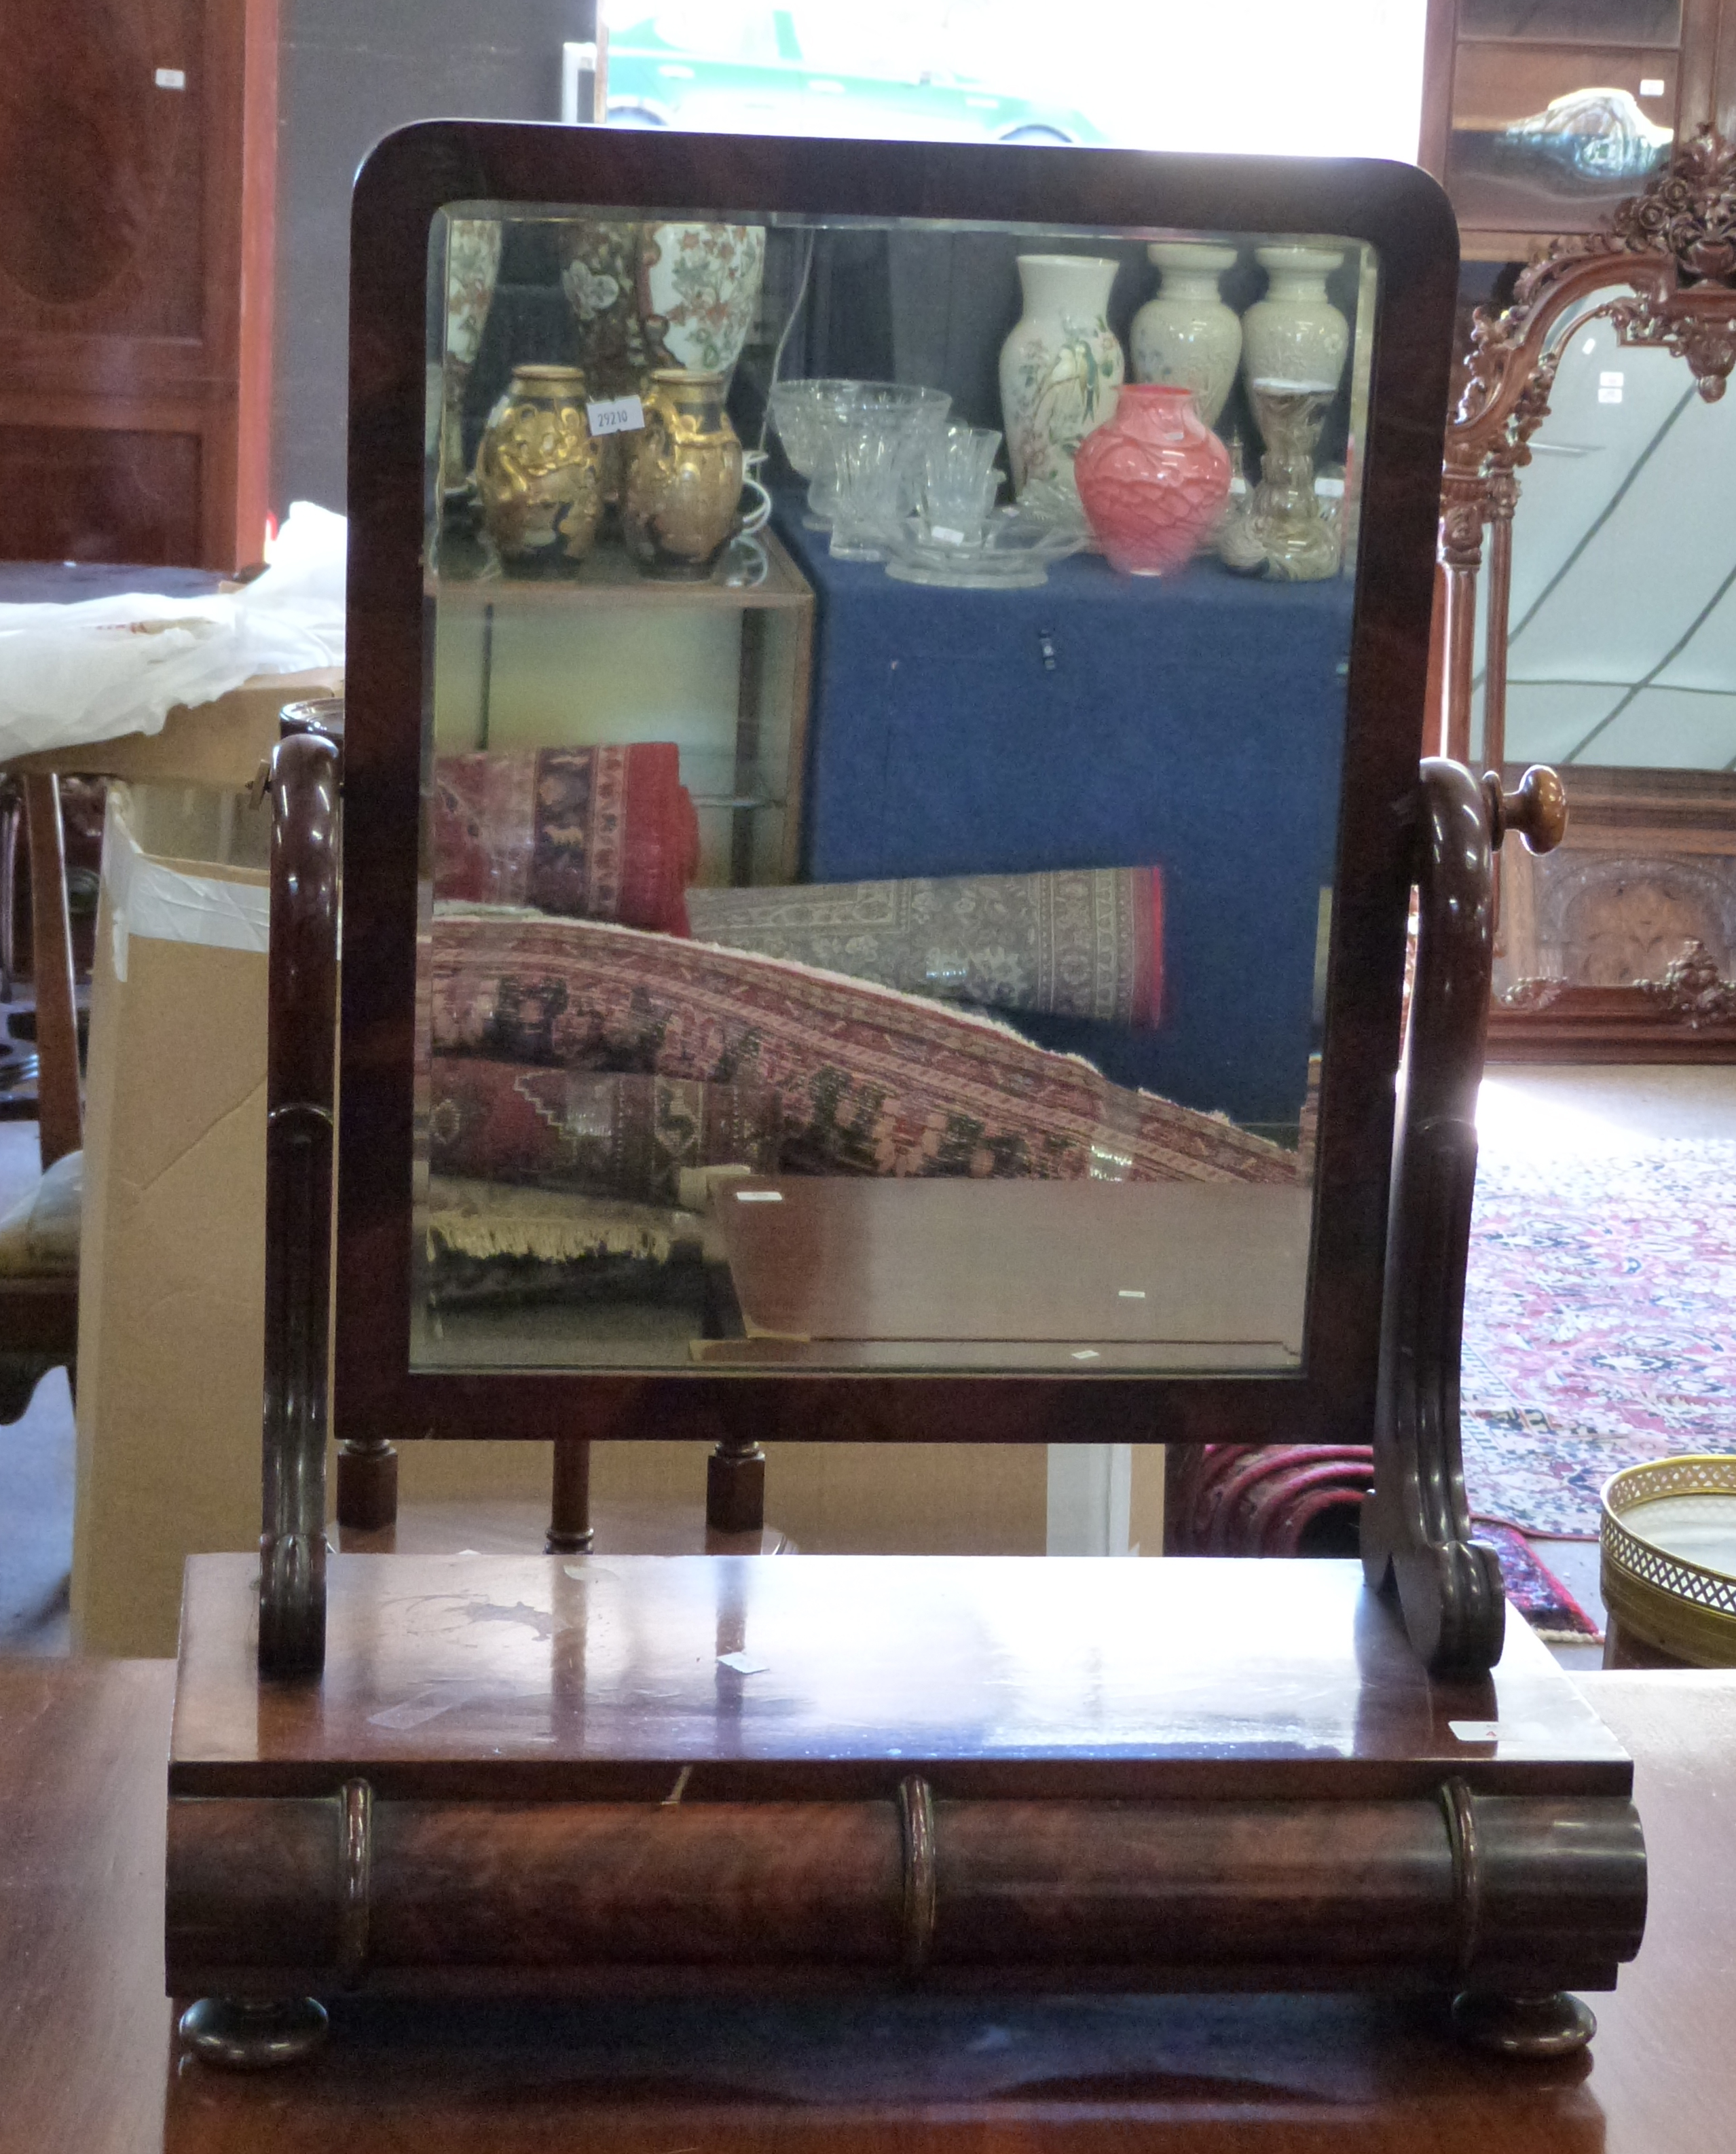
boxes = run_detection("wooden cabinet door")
[0,0,275,568]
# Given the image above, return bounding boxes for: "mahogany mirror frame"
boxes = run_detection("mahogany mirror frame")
[1436,127,1736,1052]
[334,120,1459,1455]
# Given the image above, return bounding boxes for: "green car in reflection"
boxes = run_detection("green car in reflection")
[605,5,1106,145]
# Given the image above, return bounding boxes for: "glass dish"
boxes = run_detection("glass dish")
[883,506,1088,589]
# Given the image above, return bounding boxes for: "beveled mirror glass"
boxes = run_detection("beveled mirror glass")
[1474,318,1736,778]
[333,125,1452,1451]
[414,202,1377,1376]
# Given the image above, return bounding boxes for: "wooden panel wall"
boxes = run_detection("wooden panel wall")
[0,0,276,569]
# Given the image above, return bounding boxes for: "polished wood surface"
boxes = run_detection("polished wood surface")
[7,1658,1736,2150]
[166,1554,1641,2001]
[335,124,1456,1457]
[172,1555,1625,1799]
[1361,761,1565,1677]
[714,1178,1310,1359]
[257,733,339,1678]
[0,0,277,567]
[1489,763,1736,1061]
[0,1658,174,2154]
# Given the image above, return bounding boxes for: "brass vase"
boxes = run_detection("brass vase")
[622,369,747,580]
[475,364,604,576]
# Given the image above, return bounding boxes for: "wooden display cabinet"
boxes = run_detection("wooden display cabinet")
[1422,0,1735,260]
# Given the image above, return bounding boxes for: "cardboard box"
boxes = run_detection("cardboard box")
[6,668,344,790]
[71,784,570,1655]
[71,784,1155,1654]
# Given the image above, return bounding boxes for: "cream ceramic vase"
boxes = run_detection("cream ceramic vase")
[997,255,1124,507]
[1129,243,1241,428]
[1240,246,1348,395]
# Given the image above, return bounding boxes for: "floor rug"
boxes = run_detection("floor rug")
[1462,1137,1736,1538]
[1474,1516,1602,1644]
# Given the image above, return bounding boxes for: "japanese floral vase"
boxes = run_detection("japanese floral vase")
[1073,383,1232,577]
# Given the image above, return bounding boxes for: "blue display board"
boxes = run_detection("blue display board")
[776,505,1353,1129]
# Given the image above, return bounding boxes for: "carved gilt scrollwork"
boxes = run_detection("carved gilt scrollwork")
[1439,128,1736,767]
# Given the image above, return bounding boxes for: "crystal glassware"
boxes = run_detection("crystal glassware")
[767,377,868,479]
[801,383,951,535]
[828,414,910,561]
[914,424,1003,544]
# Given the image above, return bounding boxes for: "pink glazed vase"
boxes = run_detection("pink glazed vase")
[1073,383,1232,576]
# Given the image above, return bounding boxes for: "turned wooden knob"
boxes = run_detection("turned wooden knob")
[1483,764,1567,855]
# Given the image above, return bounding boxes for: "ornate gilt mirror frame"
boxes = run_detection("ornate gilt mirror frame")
[1437,126,1736,1055]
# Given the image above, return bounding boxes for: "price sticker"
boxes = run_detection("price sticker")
[587,394,645,437]
[928,525,967,546]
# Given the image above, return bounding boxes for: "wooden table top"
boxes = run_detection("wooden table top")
[170,1554,1625,1800]
[7,1651,1736,2153]
[712,1176,1312,1370]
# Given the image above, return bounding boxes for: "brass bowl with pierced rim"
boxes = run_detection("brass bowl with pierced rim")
[1602,1455,1736,1666]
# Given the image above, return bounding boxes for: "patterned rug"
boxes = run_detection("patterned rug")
[1462,1136,1736,1539]
[432,745,699,934]
[687,867,1164,1029]
[431,913,1295,1186]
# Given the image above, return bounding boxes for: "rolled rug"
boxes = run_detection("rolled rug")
[430,911,1294,1186]
[432,743,699,935]
[428,1061,781,1205]
[686,865,1163,1030]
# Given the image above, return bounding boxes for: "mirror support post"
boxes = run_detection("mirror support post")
[1361,760,1564,1678]
[1437,474,1485,765]
[259,733,341,1680]
[1480,473,1516,773]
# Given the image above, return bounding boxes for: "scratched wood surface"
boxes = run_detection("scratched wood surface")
[3,1658,1732,2152]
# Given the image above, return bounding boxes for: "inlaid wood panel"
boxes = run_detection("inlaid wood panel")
[0,0,276,569]
[0,0,204,337]
[0,424,202,564]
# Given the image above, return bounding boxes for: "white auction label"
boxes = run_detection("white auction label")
[587,394,645,437]
[928,525,967,546]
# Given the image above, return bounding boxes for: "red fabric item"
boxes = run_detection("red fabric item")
[432,744,699,936]
[428,1060,781,1203]
[430,912,1299,1187]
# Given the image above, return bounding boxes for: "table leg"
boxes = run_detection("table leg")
[0,776,21,1004]
[547,1435,594,1553]
[707,1428,767,1535]
[23,775,81,1171]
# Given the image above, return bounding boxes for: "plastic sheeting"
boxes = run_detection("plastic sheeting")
[0,502,346,761]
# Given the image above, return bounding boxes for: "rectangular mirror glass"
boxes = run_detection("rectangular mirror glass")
[415,202,1376,1376]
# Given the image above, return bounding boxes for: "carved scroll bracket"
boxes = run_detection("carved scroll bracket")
[259,731,341,1681]
[1363,762,1565,1678]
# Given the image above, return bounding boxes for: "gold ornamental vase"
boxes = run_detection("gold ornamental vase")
[623,369,748,580]
[475,364,604,575]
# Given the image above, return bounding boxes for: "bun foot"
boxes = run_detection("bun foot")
[177,1996,330,2068]
[1452,1990,1595,2058]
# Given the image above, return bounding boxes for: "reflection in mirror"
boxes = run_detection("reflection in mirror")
[1447,43,1676,232]
[1477,318,1736,773]
[1477,316,1736,1002]
[417,206,1376,1375]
